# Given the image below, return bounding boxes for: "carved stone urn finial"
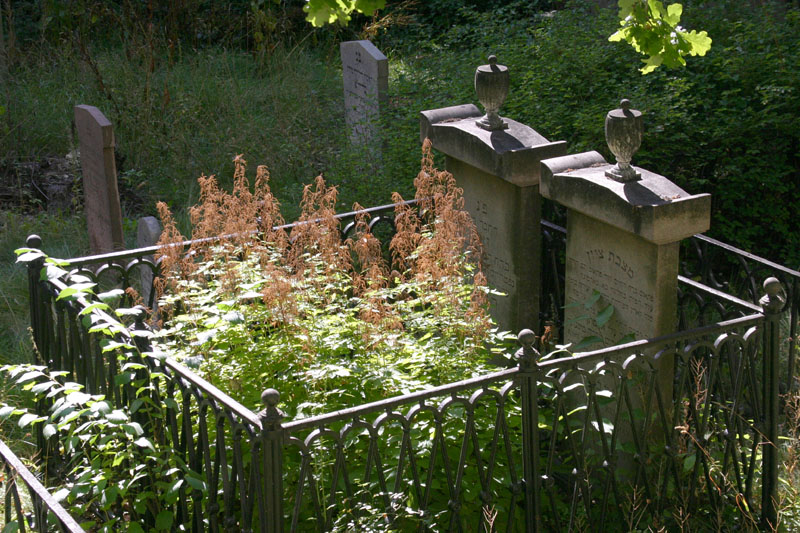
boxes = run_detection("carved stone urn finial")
[605,98,643,182]
[475,55,509,131]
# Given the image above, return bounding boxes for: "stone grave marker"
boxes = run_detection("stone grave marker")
[420,56,566,333]
[541,99,711,397]
[137,216,162,308]
[74,105,124,255]
[340,40,388,150]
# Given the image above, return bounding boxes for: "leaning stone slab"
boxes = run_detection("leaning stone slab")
[74,105,124,255]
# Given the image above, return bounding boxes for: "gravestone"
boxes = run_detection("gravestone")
[340,40,388,150]
[137,216,162,308]
[420,56,567,333]
[540,100,711,396]
[74,105,124,255]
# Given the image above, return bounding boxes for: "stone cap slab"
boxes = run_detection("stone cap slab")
[540,151,711,244]
[420,104,567,187]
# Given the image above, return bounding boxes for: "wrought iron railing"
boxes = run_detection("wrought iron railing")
[540,218,799,392]
[1,439,86,533]
[17,200,791,531]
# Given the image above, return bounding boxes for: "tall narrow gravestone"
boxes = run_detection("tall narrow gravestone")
[340,40,388,151]
[420,56,567,333]
[74,105,124,255]
[541,99,711,395]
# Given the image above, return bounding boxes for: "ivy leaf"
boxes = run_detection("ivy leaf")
[303,0,348,28]
[155,510,173,531]
[18,413,45,427]
[353,0,384,16]
[43,263,69,281]
[105,410,128,423]
[98,289,125,303]
[134,437,155,451]
[683,29,712,56]
[573,336,603,351]
[15,250,45,263]
[42,423,58,439]
[664,2,682,25]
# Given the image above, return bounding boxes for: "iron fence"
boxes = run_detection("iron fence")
[1,439,85,533]
[15,200,793,531]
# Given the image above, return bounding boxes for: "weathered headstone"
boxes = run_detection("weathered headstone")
[540,99,711,396]
[420,56,567,333]
[340,40,388,150]
[74,105,124,255]
[137,216,162,308]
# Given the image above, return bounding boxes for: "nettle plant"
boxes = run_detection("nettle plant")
[152,141,514,416]
[0,363,196,533]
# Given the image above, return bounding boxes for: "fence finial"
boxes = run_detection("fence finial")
[517,329,540,370]
[260,388,284,430]
[760,277,785,314]
[26,234,42,248]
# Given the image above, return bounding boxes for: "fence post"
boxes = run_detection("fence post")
[259,389,285,533]
[517,329,541,533]
[25,234,45,360]
[760,277,783,529]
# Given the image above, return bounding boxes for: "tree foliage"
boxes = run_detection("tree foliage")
[303,0,386,27]
[609,0,712,73]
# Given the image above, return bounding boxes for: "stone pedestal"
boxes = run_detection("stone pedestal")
[541,150,711,345]
[541,151,711,397]
[420,104,566,332]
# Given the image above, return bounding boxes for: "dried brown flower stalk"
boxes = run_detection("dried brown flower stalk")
[155,142,491,336]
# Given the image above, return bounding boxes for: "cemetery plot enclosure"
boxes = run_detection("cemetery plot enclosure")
[8,200,797,531]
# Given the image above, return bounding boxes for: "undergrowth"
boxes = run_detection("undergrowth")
[152,140,506,415]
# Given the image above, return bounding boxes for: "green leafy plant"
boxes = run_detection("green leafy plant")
[152,143,510,414]
[0,362,194,532]
[609,0,712,73]
[303,0,385,27]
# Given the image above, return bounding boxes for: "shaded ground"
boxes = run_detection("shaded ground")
[0,153,149,217]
